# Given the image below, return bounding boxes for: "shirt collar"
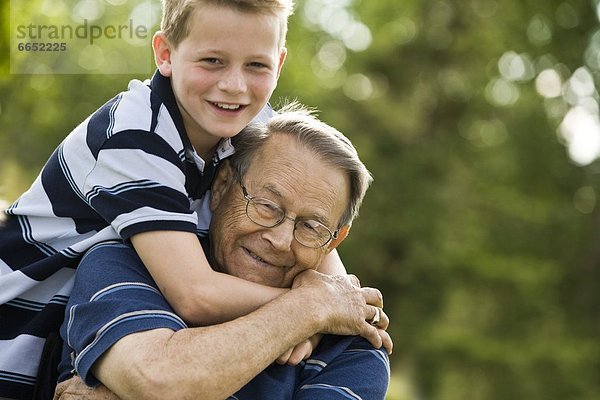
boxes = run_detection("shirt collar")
[148,69,193,154]
[149,70,236,172]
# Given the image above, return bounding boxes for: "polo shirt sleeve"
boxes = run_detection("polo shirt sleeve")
[62,243,188,386]
[296,336,391,400]
[83,129,197,240]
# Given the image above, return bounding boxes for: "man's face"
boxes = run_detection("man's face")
[209,134,350,288]
[156,4,286,151]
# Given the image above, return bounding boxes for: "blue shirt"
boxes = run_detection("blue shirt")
[58,242,390,400]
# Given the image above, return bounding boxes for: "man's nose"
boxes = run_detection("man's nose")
[262,218,295,251]
[217,67,247,94]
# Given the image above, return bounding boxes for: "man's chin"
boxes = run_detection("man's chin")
[217,250,292,287]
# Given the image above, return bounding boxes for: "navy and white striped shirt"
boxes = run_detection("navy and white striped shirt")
[0,70,271,399]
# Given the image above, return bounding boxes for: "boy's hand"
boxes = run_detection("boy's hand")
[276,334,324,366]
[54,375,119,399]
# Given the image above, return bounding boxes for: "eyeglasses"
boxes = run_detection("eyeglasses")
[239,182,339,248]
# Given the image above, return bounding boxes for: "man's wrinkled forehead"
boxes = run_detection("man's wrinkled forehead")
[243,134,346,224]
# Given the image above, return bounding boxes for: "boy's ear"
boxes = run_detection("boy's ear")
[153,31,173,77]
[327,225,351,251]
[276,47,287,80]
[210,161,235,212]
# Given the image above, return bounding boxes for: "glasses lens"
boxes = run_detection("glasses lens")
[246,198,283,227]
[294,220,332,248]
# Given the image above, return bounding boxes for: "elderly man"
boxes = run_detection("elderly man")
[54,105,392,400]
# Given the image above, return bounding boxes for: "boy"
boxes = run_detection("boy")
[0,1,354,399]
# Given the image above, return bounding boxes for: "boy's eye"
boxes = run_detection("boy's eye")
[201,58,221,65]
[248,62,269,69]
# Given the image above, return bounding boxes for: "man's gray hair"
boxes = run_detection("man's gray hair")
[230,102,373,228]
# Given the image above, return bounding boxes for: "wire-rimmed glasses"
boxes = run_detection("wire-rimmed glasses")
[239,182,339,248]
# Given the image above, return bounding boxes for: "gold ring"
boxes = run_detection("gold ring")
[369,307,381,326]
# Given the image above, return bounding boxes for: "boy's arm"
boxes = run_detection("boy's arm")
[131,229,286,326]
[276,250,346,365]
[318,249,347,275]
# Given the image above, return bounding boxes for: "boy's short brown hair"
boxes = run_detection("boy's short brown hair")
[160,0,294,50]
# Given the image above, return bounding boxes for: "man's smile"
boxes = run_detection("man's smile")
[243,247,292,269]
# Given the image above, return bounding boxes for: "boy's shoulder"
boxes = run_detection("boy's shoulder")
[80,75,186,156]
[84,79,152,138]
[89,78,152,124]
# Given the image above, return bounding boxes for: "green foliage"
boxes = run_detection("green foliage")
[2,0,600,398]
[278,0,600,398]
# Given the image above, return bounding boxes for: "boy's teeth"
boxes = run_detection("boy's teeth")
[215,102,240,110]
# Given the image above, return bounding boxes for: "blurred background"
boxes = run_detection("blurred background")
[2,0,600,398]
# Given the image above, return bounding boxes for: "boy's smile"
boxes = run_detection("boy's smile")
[154,4,286,158]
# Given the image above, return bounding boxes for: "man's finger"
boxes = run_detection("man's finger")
[346,274,361,287]
[362,324,383,350]
[378,330,393,354]
[361,287,383,308]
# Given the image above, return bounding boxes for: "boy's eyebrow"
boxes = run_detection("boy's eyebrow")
[192,48,224,57]
[195,48,276,61]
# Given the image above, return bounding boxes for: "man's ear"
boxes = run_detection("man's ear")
[210,161,235,212]
[327,225,351,251]
[153,31,173,77]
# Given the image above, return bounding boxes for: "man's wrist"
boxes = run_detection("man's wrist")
[284,285,328,334]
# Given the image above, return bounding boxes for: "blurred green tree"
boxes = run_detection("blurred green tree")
[275,0,600,398]
[2,0,600,399]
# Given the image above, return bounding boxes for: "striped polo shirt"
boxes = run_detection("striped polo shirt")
[0,70,272,399]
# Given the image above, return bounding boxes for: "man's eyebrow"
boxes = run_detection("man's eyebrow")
[262,183,283,198]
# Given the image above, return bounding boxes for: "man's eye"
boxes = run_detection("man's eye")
[201,58,221,65]
[298,220,322,233]
[254,200,279,214]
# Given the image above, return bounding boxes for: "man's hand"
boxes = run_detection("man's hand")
[332,273,393,355]
[291,270,394,354]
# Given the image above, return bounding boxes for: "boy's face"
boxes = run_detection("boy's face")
[154,5,286,153]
